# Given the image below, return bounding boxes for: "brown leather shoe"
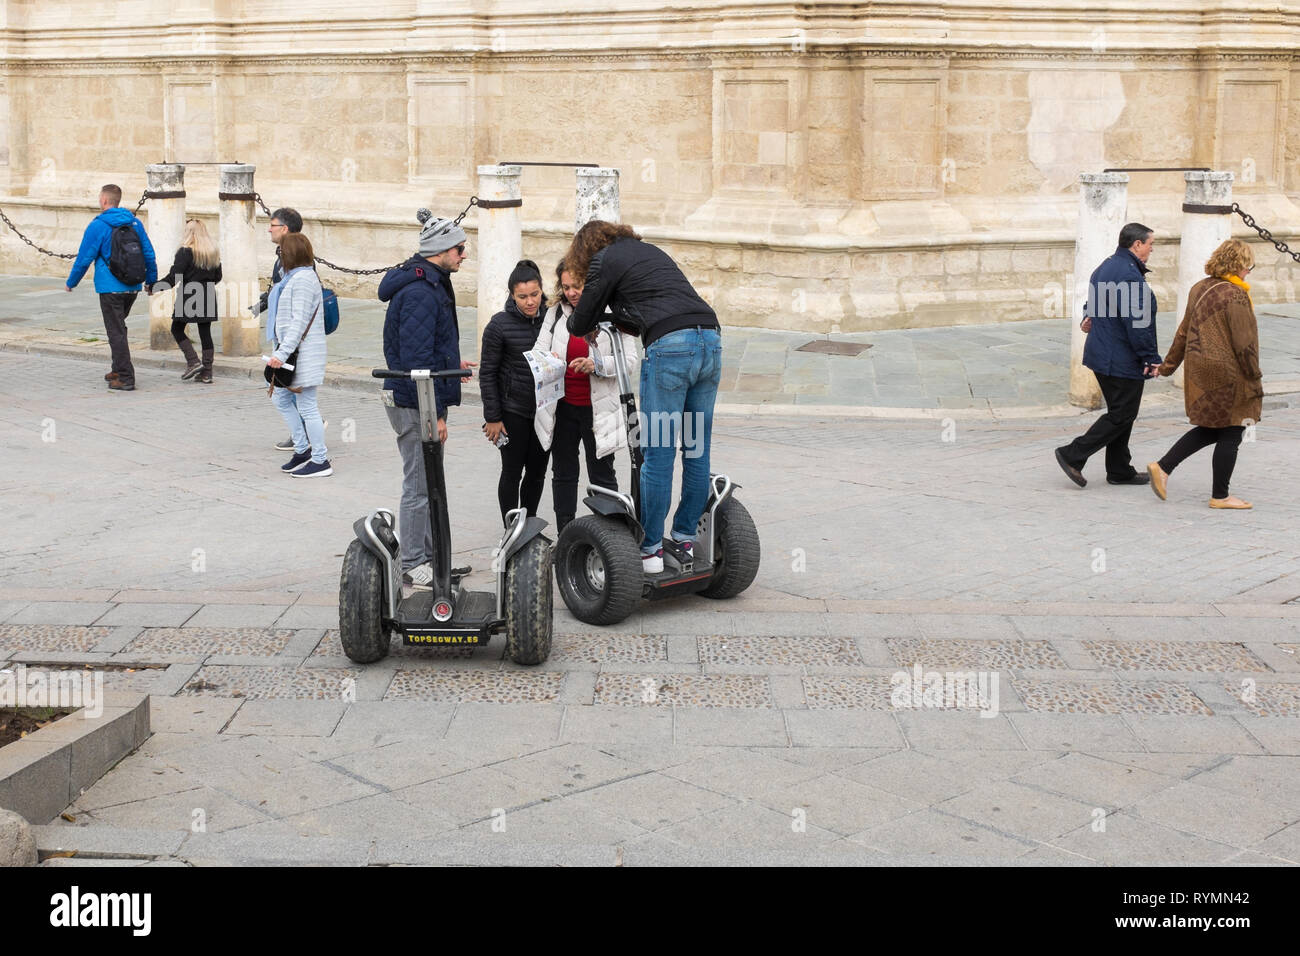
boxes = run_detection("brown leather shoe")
[104,371,119,381]
[107,379,135,391]
[1147,462,1168,500]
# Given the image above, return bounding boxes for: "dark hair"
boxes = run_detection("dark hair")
[100,184,122,206]
[271,207,303,233]
[508,258,542,292]
[562,220,641,290]
[279,232,315,271]
[1118,222,1153,249]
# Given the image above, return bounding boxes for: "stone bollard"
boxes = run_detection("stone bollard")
[475,164,523,348]
[575,167,620,231]
[144,164,186,351]
[218,164,260,357]
[1070,172,1129,409]
[1173,171,1234,389]
[0,808,37,866]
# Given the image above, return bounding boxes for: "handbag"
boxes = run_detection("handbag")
[265,302,321,389]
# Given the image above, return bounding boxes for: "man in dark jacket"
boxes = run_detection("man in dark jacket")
[66,184,158,391]
[1056,222,1162,487]
[252,207,301,318]
[379,210,472,590]
[567,221,721,574]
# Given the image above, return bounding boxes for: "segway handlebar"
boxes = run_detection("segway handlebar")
[371,368,473,380]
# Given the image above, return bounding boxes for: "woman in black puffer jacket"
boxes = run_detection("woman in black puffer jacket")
[481,259,550,524]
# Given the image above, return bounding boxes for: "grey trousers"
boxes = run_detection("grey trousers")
[385,403,432,572]
[99,292,138,385]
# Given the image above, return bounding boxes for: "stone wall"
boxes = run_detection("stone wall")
[2,0,1299,332]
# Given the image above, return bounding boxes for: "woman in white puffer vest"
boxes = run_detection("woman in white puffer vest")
[534,259,639,535]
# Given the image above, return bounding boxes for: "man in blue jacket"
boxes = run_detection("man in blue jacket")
[65,184,157,391]
[1056,222,1162,487]
[378,210,475,590]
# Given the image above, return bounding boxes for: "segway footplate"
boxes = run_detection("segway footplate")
[396,589,501,646]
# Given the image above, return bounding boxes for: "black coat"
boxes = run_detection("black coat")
[480,295,547,421]
[568,237,717,347]
[157,247,222,322]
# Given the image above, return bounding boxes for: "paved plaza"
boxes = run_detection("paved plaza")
[1,337,1298,866]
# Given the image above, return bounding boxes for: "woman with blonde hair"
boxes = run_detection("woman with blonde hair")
[158,218,223,383]
[1148,238,1263,509]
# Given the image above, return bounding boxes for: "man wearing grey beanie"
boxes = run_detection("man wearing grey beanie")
[377,209,475,591]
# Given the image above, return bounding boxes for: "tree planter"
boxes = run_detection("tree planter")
[0,691,150,825]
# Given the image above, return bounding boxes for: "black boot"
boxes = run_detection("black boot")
[178,338,201,380]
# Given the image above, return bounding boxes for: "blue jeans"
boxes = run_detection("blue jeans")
[272,385,327,463]
[638,327,722,553]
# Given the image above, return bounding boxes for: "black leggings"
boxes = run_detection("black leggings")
[1158,425,1246,499]
[171,320,213,350]
[551,400,617,520]
[498,410,549,524]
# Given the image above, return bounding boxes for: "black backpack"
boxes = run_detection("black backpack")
[108,222,147,285]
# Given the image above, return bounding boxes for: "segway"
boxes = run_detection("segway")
[339,367,553,664]
[554,324,760,625]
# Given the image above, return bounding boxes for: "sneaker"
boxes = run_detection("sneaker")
[275,437,295,451]
[181,363,202,381]
[403,563,434,590]
[280,450,312,472]
[642,549,664,574]
[107,379,135,391]
[291,459,333,478]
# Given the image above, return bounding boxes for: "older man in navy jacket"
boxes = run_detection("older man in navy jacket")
[378,210,475,590]
[1055,222,1162,487]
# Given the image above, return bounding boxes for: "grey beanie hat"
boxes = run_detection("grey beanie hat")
[417,208,467,256]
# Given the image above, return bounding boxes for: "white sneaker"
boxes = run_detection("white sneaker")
[642,550,664,574]
[403,563,434,590]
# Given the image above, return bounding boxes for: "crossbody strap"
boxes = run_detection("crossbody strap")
[275,301,321,350]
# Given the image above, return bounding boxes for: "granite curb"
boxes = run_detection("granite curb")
[0,690,151,824]
[9,334,1298,421]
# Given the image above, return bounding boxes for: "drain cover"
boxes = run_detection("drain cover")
[795,340,871,356]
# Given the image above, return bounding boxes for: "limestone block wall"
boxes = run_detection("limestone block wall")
[2,0,1299,333]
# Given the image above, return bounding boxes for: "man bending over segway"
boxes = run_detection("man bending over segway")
[564,220,722,574]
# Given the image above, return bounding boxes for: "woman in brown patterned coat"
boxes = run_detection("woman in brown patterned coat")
[1147,239,1263,509]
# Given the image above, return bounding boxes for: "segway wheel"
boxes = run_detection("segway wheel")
[339,539,391,663]
[699,498,761,600]
[505,535,554,665]
[556,515,643,626]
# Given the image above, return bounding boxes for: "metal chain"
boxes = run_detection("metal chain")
[0,206,77,260]
[1,191,148,261]
[251,193,480,276]
[1232,202,1300,264]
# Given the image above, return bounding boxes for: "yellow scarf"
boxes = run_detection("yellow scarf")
[1219,273,1253,306]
